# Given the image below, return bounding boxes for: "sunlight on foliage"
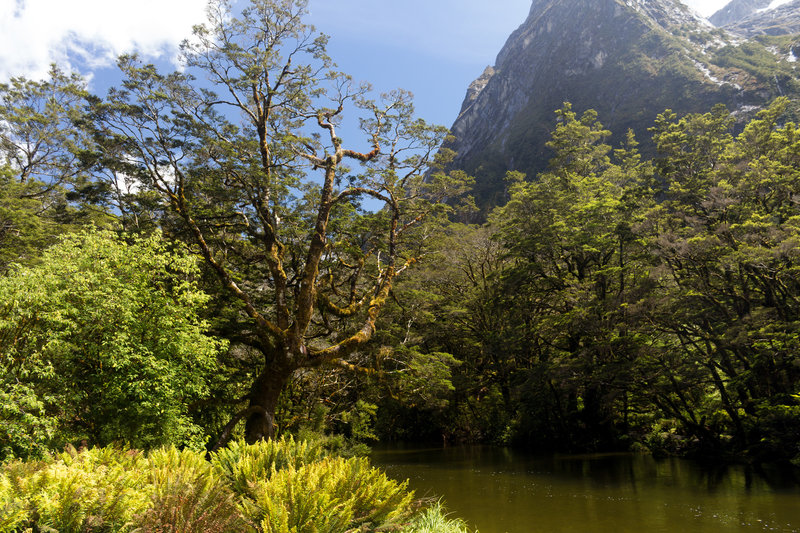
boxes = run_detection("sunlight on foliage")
[0,229,226,458]
[403,501,475,533]
[0,437,429,533]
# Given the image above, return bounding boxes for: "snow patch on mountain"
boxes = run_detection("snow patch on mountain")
[755,0,793,12]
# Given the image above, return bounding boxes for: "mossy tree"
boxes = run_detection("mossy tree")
[90,0,466,445]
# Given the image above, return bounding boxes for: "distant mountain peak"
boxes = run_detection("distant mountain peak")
[710,0,800,35]
[444,0,800,208]
[709,0,772,26]
[627,0,709,29]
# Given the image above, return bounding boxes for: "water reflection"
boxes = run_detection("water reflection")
[371,446,800,533]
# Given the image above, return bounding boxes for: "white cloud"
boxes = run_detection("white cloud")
[0,0,744,88]
[0,0,208,81]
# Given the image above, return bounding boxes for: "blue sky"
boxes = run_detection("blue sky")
[306,0,535,132]
[1,0,729,133]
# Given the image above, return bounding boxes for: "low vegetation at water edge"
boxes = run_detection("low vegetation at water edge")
[0,436,473,533]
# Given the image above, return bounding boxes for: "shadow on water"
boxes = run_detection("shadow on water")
[371,445,800,533]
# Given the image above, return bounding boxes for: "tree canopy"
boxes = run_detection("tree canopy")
[0,230,224,458]
[374,98,800,464]
[86,0,468,445]
[0,0,798,467]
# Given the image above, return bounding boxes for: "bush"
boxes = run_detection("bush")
[403,502,474,533]
[135,447,249,533]
[2,445,149,532]
[210,436,327,497]
[0,471,27,532]
[247,457,414,532]
[0,230,226,459]
[0,437,436,533]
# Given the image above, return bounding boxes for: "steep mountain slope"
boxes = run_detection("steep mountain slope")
[723,0,800,36]
[446,0,800,207]
[709,0,772,27]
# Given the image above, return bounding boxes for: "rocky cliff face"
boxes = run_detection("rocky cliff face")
[446,0,800,207]
[708,0,772,27]
[720,0,800,36]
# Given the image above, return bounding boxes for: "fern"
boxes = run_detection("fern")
[133,447,251,533]
[210,436,326,498]
[246,456,413,533]
[17,445,149,532]
[0,439,421,533]
[0,473,28,533]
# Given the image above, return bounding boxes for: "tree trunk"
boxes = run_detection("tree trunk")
[244,363,293,442]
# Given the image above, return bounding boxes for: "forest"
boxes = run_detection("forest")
[1,0,799,530]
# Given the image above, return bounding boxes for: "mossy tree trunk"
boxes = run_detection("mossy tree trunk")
[94,0,464,449]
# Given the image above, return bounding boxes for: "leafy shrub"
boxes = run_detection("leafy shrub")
[0,381,58,461]
[0,472,27,532]
[134,448,249,533]
[210,436,326,497]
[247,456,414,533]
[3,445,149,532]
[0,230,226,459]
[0,437,433,533]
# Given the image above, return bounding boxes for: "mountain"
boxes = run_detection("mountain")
[445,0,800,207]
[720,0,800,36]
[708,0,772,27]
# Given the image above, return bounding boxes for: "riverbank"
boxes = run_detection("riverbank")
[0,438,470,532]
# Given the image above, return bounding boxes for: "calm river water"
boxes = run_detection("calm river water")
[370,446,800,533]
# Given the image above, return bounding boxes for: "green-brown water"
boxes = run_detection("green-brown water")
[371,446,800,533]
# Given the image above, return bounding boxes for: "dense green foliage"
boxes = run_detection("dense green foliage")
[0,436,459,532]
[0,230,225,459]
[0,10,797,533]
[375,98,800,464]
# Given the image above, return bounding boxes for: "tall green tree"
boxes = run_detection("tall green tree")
[486,104,658,450]
[650,103,734,215]
[91,0,466,445]
[0,67,114,270]
[643,98,800,460]
[368,222,514,443]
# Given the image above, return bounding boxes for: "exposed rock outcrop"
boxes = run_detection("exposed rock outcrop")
[445,0,800,208]
[722,0,800,36]
[709,0,772,27]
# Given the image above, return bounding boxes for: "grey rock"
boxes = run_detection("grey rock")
[444,0,800,208]
[724,0,800,36]
[709,0,772,27]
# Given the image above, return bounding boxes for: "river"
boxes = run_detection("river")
[370,445,800,533]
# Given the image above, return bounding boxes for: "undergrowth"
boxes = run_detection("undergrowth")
[0,437,470,532]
